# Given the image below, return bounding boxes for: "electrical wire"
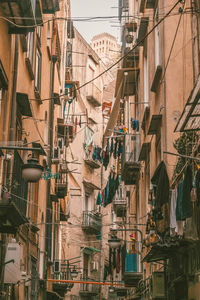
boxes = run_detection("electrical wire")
[161,0,185,83]
[28,0,183,103]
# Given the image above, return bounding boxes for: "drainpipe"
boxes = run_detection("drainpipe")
[162,0,167,164]
[44,18,57,300]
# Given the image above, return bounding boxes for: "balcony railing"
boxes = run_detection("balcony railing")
[87,83,101,107]
[121,135,140,185]
[80,275,100,296]
[113,185,127,217]
[84,145,101,169]
[82,211,102,234]
[52,265,74,297]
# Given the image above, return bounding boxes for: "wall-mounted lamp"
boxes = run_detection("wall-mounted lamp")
[108,231,121,249]
[70,266,78,279]
[21,158,43,182]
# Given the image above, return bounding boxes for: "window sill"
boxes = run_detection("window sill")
[25,57,34,81]
[151,65,162,93]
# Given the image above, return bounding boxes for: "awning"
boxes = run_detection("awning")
[138,142,151,161]
[32,142,46,156]
[142,245,177,263]
[115,68,139,97]
[103,77,123,138]
[138,17,149,46]
[82,246,101,255]
[174,74,200,132]
[83,179,100,191]
[147,114,162,135]
[141,106,150,131]
[16,93,32,117]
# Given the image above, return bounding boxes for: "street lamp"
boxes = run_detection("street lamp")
[109,286,115,293]
[70,266,78,279]
[108,231,121,249]
[21,158,43,182]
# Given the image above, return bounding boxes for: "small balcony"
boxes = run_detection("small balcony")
[79,276,100,297]
[121,135,140,185]
[122,47,139,69]
[56,117,75,146]
[0,199,27,234]
[87,83,101,107]
[52,266,73,298]
[41,0,60,14]
[124,252,143,287]
[84,145,101,169]
[0,0,42,34]
[113,185,127,217]
[146,0,157,9]
[82,211,102,234]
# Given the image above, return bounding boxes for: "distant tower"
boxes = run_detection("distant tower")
[91,33,121,65]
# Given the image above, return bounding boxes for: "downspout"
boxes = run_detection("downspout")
[162,0,167,164]
[44,18,57,300]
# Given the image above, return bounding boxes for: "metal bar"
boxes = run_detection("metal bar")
[47,279,125,286]
[0,146,43,151]
[163,151,200,162]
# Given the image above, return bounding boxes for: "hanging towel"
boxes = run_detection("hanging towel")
[170,189,178,235]
[110,137,114,154]
[79,115,82,128]
[96,191,102,205]
[113,138,118,159]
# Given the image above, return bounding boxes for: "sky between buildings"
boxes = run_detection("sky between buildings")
[71,0,121,43]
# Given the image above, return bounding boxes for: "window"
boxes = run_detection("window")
[27,32,34,64]
[47,21,51,59]
[44,111,48,145]
[154,7,161,69]
[35,47,42,93]
[36,26,42,41]
[143,42,149,108]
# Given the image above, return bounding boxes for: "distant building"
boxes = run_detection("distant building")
[91,33,121,66]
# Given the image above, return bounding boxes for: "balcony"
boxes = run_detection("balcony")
[121,135,140,185]
[84,145,101,169]
[41,0,60,14]
[52,266,73,298]
[124,252,143,287]
[0,199,27,234]
[146,0,157,9]
[138,17,149,46]
[80,276,100,297]
[56,118,74,146]
[113,185,127,217]
[122,47,139,69]
[0,0,42,34]
[82,211,102,234]
[115,68,140,97]
[125,21,137,33]
[87,83,101,107]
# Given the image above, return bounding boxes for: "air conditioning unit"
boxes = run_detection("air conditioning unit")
[53,261,60,273]
[90,261,99,272]
[152,272,165,299]
[52,147,60,164]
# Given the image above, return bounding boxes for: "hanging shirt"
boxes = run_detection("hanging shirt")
[170,189,178,234]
